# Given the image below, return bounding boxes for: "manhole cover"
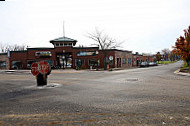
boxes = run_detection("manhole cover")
[126,78,138,81]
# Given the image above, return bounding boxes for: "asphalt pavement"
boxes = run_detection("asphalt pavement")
[0,61,190,125]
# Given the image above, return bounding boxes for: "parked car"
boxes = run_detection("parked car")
[140,62,148,67]
[148,62,157,66]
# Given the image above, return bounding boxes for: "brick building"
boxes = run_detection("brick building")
[0,36,134,70]
[0,53,9,69]
[132,53,155,67]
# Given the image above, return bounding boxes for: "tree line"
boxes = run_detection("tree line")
[0,43,27,53]
[155,49,179,63]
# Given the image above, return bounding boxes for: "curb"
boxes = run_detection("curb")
[174,69,190,77]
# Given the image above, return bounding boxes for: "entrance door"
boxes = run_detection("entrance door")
[137,60,139,66]
[56,52,72,69]
[117,58,121,68]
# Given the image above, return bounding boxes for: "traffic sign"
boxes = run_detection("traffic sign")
[39,61,50,74]
[31,63,39,76]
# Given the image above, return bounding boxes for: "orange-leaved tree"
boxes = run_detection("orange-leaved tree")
[172,26,190,66]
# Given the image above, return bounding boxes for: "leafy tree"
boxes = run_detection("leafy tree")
[173,26,190,66]
[156,52,162,63]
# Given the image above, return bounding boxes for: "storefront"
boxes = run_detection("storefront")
[0,36,143,70]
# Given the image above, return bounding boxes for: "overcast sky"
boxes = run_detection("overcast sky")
[0,0,190,54]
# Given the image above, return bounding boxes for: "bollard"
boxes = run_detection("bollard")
[31,61,51,86]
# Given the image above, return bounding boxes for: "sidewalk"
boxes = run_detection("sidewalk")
[174,69,190,77]
[0,67,133,74]
[0,69,31,74]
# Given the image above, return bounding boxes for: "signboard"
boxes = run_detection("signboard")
[31,63,39,76]
[35,51,52,57]
[77,51,96,56]
[109,56,113,60]
[39,61,50,74]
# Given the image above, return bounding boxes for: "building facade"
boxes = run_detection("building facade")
[0,37,135,70]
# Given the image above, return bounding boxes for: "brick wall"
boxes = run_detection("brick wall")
[0,53,9,69]
[10,51,27,69]
[115,51,132,68]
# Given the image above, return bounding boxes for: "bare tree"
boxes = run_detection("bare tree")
[87,29,124,69]
[88,29,123,50]
[0,43,5,53]
[162,48,171,61]
[0,43,27,53]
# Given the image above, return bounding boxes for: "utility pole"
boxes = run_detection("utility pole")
[63,20,65,37]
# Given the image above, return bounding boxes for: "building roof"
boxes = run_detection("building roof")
[0,53,7,55]
[103,49,132,53]
[50,36,77,43]
[27,47,54,50]
[73,47,99,49]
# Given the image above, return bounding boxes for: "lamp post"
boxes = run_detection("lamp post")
[96,50,99,71]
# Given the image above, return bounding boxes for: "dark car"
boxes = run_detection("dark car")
[140,62,148,67]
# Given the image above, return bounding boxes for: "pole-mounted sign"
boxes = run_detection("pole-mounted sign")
[39,61,50,74]
[31,62,40,76]
[31,61,51,86]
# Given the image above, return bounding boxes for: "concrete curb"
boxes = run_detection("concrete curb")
[174,69,190,77]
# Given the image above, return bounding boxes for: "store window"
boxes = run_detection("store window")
[0,61,6,69]
[89,59,96,66]
[44,60,54,67]
[75,59,85,67]
[12,61,22,69]
[123,58,126,64]
[27,60,37,68]
[128,58,131,64]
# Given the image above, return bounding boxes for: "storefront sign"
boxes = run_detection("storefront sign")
[35,51,52,57]
[77,51,96,56]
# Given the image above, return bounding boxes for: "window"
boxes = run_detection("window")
[12,61,22,69]
[55,43,59,47]
[128,58,131,64]
[0,61,6,69]
[75,59,85,66]
[123,58,126,64]
[44,60,54,67]
[27,60,37,68]
[60,43,63,46]
[89,59,95,66]
[68,43,72,46]
[64,43,68,46]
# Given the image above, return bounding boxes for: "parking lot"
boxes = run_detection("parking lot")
[0,61,190,125]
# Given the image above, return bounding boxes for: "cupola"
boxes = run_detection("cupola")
[50,36,77,47]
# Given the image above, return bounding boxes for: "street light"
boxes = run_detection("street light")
[96,50,99,71]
